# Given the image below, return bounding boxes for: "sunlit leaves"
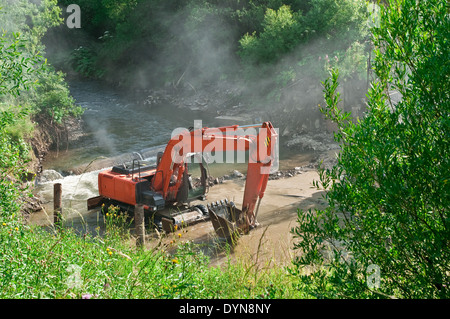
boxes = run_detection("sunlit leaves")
[291,0,449,299]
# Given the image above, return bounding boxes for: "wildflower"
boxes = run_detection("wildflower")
[178,233,182,238]
[174,225,178,231]
[15,227,19,231]
[82,293,92,299]
[172,258,179,264]
[2,222,6,226]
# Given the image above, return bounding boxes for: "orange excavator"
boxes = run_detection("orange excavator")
[87,122,278,239]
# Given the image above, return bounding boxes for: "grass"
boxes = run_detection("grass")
[0,205,309,299]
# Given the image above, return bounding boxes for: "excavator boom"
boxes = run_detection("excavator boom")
[155,121,277,238]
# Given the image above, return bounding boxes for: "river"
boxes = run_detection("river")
[30,79,318,265]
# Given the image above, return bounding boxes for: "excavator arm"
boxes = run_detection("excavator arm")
[151,121,278,238]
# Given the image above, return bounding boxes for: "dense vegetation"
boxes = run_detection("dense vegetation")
[0,0,83,163]
[1,204,306,299]
[291,0,449,298]
[1,0,81,223]
[55,0,370,102]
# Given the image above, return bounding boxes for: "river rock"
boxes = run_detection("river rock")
[286,132,338,152]
[232,170,243,178]
[38,169,63,183]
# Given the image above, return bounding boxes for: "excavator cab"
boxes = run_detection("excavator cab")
[185,153,209,202]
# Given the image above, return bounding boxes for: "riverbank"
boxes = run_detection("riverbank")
[29,156,333,268]
[19,115,83,217]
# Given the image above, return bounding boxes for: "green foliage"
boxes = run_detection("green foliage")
[0,109,30,218]
[0,203,304,299]
[0,5,40,220]
[329,41,367,80]
[0,2,82,222]
[239,0,368,65]
[0,0,63,54]
[239,5,302,64]
[236,0,369,105]
[102,204,132,243]
[290,0,449,299]
[59,0,369,90]
[0,1,83,127]
[69,46,104,79]
[0,31,43,97]
[29,68,84,123]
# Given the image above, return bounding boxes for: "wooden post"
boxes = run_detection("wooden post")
[135,204,145,248]
[53,183,62,227]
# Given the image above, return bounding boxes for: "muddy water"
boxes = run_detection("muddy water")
[31,80,322,266]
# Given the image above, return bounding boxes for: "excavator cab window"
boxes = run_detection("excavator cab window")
[186,153,208,201]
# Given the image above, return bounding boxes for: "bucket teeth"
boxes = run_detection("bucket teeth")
[208,198,245,240]
[207,198,237,222]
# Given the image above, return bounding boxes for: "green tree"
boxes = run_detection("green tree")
[30,68,83,124]
[1,0,82,126]
[290,0,449,298]
[239,5,302,64]
[0,29,41,218]
[239,0,368,65]
[0,1,82,217]
[0,31,42,97]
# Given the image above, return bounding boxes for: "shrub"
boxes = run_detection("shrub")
[290,0,449,299]
[239,5,303,64]
[30,68,83,124]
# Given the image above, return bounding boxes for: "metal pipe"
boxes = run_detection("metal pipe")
[237,123,263,128]
[253,196,262,224]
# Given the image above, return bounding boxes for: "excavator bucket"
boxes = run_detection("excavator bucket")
[208,200,246,240]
